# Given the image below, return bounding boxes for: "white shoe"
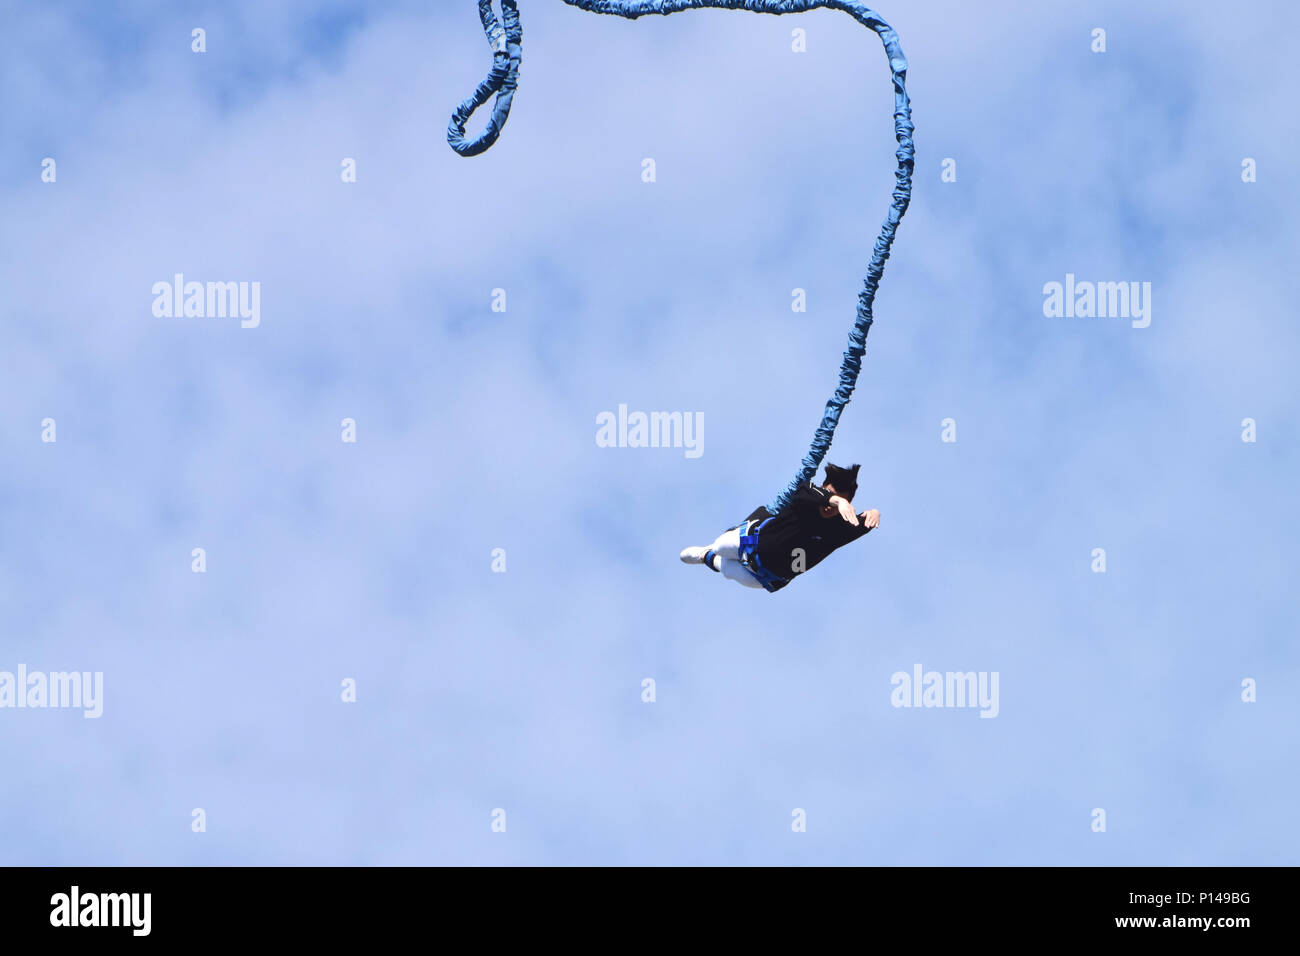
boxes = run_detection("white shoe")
[679,546,709,564]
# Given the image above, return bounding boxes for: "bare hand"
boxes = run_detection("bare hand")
[833,496,859,525]
[859,509,880,530]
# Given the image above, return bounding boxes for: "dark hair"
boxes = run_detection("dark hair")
[823,463,860,501]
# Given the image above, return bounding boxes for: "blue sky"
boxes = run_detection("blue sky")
[1,0,1297,864]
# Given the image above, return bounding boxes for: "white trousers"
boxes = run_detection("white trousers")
[708,527,765,589]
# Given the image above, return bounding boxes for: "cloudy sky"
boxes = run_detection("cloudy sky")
[1,0,1296,864]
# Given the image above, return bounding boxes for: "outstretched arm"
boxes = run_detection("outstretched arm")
[827,495,860,526]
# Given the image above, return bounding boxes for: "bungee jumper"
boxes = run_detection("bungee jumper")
[447,1,914,590]
[679,464,879,591]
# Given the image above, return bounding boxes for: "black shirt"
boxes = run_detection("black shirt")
[744,482,871,590]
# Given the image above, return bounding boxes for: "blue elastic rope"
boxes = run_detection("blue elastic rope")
[447,1,915,514]
[447,0,522,156]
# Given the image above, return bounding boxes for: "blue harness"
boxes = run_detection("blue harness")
[737,517,789,593]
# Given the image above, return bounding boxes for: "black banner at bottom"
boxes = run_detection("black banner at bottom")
[0,866,1280,942]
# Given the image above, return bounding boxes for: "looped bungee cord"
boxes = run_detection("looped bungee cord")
[446,0,522,157]
[448,1,914,514]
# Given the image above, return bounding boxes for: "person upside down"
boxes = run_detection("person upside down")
[679,463,880,592]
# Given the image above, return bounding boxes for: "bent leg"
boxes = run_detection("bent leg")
[708,527,743,561]
[719,556,764,589]
[705,527,763,589]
